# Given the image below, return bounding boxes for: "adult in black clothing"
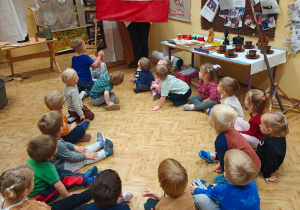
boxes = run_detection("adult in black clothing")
[127,22,151,63]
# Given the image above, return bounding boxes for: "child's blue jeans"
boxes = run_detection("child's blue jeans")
[77,80,94,96]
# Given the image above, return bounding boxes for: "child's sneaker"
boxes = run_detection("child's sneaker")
[184,104,195,111]
[198,150,213,163]
[105,104,120,111]
[152,93,160,100]
[114,97,119,104]
[66,114,77,124]
[82,166,98,178]
[117,190,134,204]
[104,138,113,157]
[79,91,87,100]
[97,131,105,148]
[134,69,141,78]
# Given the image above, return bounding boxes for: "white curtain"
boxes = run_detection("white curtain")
[0,0,28,42]
[102,21,124,63]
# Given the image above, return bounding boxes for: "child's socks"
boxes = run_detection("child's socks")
[104,138,113,157]
[117,190,134,204]
[184,104,195,111]
[97,131,105,148]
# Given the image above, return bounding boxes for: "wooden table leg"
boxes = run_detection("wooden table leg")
[248,66,252,91]
[5,50,14,75]
[47,42,61,73]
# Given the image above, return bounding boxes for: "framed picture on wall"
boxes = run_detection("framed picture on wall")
[89,38,107,50]
[83,0,96,7]
[85,11,96,24]
[86,26,102,39]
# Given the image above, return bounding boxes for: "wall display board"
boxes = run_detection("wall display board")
[200,0,279,40]
[284,0,300,54]
[52,28,88,52]
[169,0,191,22]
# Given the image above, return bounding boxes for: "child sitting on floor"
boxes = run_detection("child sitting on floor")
[210,76,244,118]
[150,59,172,100]
[26,135,98,203]
[257,112,288,183]
[191,149,260,210]
[143,158,195,210]
[44,90,91,143]
[90,55,108,81]
[184,63,220,111]
[130,57,155,93]
[74,169,134,210]
[38,111,113,172]
[235,88,270,149]
[151,65,191,110]
[0,165,93,210]
[71,38,104,96]
[62,68,94,122]
[198,104,261,184]
[89,71,124,111]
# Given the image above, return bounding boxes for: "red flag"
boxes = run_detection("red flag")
[96,0,170,22]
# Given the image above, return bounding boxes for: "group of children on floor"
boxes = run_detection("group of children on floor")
[0,38,289,210]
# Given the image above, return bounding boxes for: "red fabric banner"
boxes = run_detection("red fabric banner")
[96,0,170,22]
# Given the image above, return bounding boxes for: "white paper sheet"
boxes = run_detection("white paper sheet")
[220,0,245,10]
[260,0,281,14]
[235,0,246,8]
[220,0,235,10]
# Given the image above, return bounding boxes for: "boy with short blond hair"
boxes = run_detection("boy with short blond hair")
[191,149,260,210]
[44,90,91,143]
[130,57,155,93]
[38,111,113,172]
[71,38,104,96]
[198,104,261,184]
[26,135,97,203]
[143,158,195,210]
[89,71,124,111]
[62,68,94,122]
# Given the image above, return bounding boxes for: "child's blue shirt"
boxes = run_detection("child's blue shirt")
[71,54,94,81]
[133,70,155,86]
[194,181,260,210]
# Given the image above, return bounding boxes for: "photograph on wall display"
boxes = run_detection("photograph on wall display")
[268,16,276,28]
[207,0,218,12]
[224,17,232,27]
[219,10,229,19]
[244,14,256,29]
[86,26,102,39]
[85,11,96,24]
[83,0,96,7]
[256,13,268,25]
[89,38,106,50]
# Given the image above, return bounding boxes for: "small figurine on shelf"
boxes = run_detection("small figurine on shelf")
[223,30,230,45]
[256,34,269,49]
[207,28,214,43]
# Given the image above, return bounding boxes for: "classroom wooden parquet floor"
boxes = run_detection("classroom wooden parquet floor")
[0,53,300,209]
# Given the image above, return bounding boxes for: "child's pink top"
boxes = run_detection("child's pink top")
[198,80,221,102]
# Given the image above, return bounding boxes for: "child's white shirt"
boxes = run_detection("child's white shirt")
[221,95,244,119]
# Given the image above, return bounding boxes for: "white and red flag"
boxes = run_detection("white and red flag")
[96,0,170,22]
